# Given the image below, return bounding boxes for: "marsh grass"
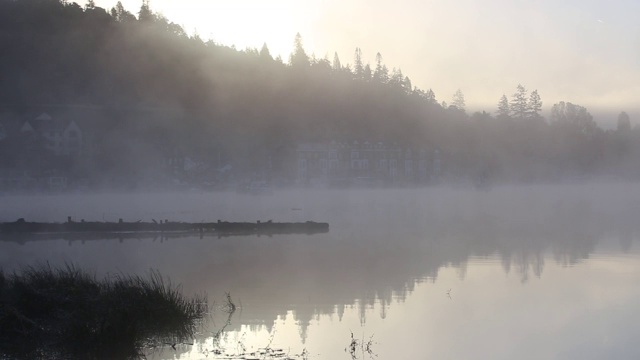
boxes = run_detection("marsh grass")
[0,264,207,359]
[346,332,377,360]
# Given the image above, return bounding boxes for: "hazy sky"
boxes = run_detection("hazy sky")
[92,0,639,123]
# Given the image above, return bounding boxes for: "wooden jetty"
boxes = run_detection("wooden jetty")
[0,217,329,237]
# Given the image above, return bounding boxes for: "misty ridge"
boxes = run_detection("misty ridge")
[0,0,639,191]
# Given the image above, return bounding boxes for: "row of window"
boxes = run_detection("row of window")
[300,158,426,171]
[300,150,423,160]
[45,139,81,148]
[43,130,80,138]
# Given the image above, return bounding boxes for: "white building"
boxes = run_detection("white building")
[20,113,83,156]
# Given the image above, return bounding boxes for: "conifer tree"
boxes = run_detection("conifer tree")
[496,94,510,118]
[403,76,412,93]
[111,1,136,22]
[353,47,364,79]
[452,89,465,111]
[138,0,153,22]
[332,52,341,71]
[424,89,437,104]
[389,68,404,87]
[528,90,543,120]
[510,84,528,120]
[290,33,309,68]
[260,43,272,60]
[363,64,372,81]
[373,52,389,83]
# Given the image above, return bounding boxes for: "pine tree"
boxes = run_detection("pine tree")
[510,84,528,120]
[373,52,389,83]
[496,94,510,118]
[363,64,372,81]
[332,52,341,71]
[452,89,465,111]
[138,0,153,22]
[111,1,136,22]
[403,76,412,93]
[353,47,364,79]
[289,33,309,68]
[389,68,404,87]
[315,54,331,71]
[528,90,543,120]
[424,89,436,104]
[260,43,272,60]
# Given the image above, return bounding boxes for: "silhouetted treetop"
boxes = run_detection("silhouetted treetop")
[528,90,543,121]
[551,101,598,135]
[617,111,631,132]
[497,94,510,118]
[259,43,272,60]
[290,32,309,68]
[332,52,342,71]
[452,89,465,111]
[510,84,528,120]
[111,1,135,22]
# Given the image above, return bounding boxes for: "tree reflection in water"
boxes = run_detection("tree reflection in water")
[200,293,314,359]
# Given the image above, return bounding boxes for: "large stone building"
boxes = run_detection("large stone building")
[297,141,440,187]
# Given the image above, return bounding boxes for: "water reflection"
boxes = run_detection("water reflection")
[2,185,640,358]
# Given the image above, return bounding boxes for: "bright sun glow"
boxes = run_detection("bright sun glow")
[114,0,303,60]
[92,0,305,59]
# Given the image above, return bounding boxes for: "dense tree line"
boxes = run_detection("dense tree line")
[0,0,639,187]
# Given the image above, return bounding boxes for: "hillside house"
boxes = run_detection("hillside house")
[20,113,83,156]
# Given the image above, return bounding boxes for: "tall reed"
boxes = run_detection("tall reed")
[0,264,207,359]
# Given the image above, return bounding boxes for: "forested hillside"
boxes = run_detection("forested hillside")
[0,0,638,188]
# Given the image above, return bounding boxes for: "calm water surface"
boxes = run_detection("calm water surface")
[1,184,640,359]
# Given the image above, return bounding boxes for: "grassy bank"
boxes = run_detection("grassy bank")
[0,265,207,359]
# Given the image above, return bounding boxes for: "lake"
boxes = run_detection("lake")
[2,184,640,359]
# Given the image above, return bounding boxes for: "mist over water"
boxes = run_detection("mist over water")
[2,184,640,359]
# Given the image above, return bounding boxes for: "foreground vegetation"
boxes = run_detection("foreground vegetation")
[0,265,207,359]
